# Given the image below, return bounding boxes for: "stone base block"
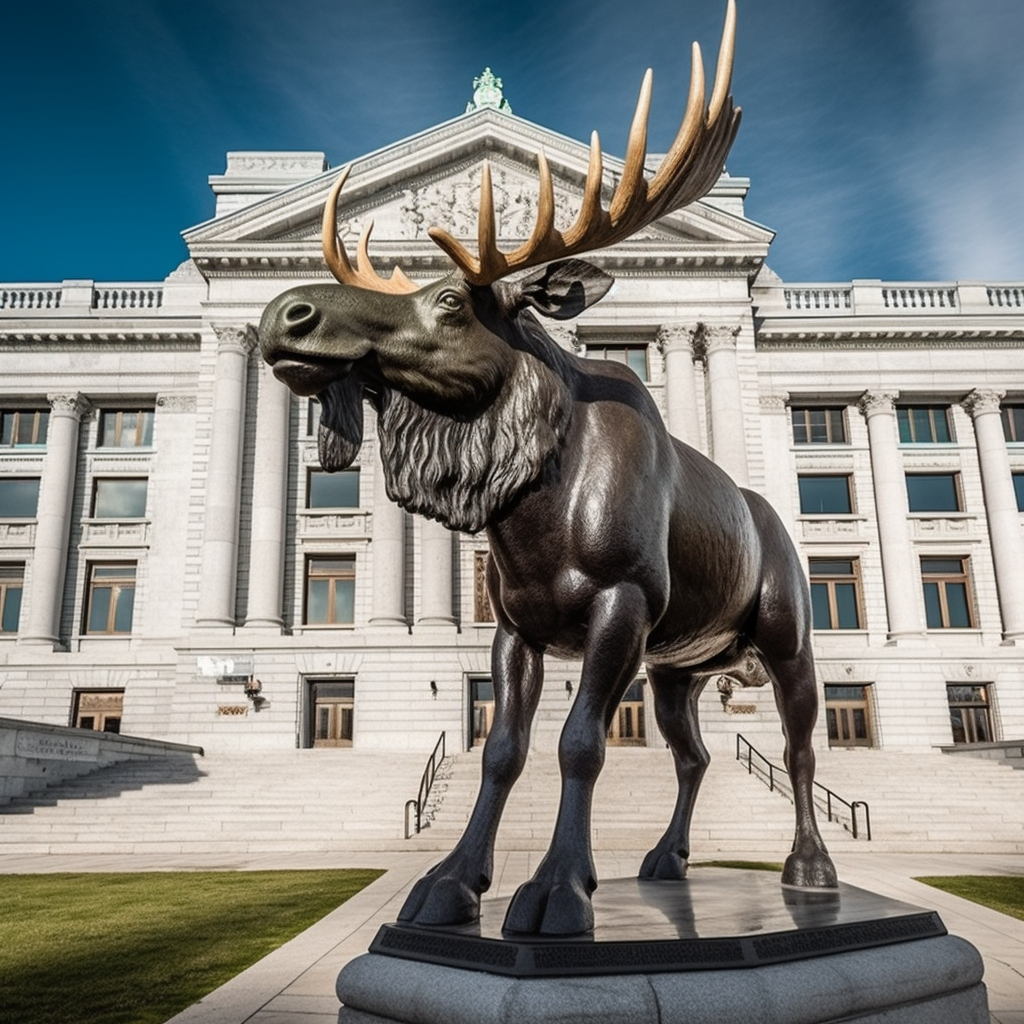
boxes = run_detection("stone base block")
[336,872,989,1024]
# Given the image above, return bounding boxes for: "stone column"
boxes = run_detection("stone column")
[858,391,926,641]
[243,363,291,631]
[369,444,408,629]
[962,389,1024,643]
[658,324,702,449]
[196,325,254,628]
[700,324,749,486]
[759,392,797,535]
[19,393,90,647]
[417,520,456,629]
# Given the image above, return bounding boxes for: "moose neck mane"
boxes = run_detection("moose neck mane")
[376,349,572,533]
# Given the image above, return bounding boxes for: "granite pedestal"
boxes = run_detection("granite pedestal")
[336,870,989,1023]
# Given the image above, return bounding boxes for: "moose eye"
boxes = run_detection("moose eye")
[437,291,464,311]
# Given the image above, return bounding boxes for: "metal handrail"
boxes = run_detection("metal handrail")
[404,731,447,838]
[735,733,871,840]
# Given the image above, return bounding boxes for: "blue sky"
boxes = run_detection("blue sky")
[2,0,1022,285]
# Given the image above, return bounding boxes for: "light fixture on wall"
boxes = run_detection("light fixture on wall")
[243,677,267,711]
[430,680,438,700]
[565,680,573,700]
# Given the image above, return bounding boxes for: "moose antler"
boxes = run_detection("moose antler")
[322,166,419,294]
[428,0,740,286]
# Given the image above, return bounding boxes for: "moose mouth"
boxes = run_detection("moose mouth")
[267,354,354,397]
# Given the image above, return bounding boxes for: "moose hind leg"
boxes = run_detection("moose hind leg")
[639,667,710,880]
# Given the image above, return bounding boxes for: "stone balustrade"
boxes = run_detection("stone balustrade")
[0,280,165,316]
[759,279,1023,317]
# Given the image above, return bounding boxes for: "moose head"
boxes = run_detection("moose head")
[259,0,740,531]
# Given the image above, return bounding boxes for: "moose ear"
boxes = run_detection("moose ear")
[509,259,614,320]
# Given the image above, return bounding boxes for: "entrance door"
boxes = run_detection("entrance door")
[73,690,124,733]
[309,680,354,747]
[947,684,993,744]
[824,685,873,748]
[607,679,646,746]
[469,677,494,747]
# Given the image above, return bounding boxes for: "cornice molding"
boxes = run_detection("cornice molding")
[0,331,201,349]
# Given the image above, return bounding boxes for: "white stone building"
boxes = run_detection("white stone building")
[0,103,1021,758]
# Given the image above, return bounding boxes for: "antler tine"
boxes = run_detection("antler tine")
[321,167,418,294]
[426,1,739,286]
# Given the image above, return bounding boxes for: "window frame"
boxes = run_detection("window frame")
[306,468,360,510]
[896,405,954,444]
[84,562,137,635]
[0,409,49,447]
[97,408,155,449]
[920,556,975,629]
[1002,406,1024,443]
[791,407,848,445]
[0,477,41,519]
[584,344,649,382]
[808,557,863,630]
[797,474,854,515]
[91,477,149,519]
[304,555,356,625]
[1013,471,1024,513]
[905,472,963,514]
[0,563,24,634]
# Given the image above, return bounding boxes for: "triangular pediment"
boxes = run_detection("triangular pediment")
[184,108,772,258]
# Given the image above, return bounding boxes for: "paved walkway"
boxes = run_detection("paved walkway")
[2,849,1021,1023]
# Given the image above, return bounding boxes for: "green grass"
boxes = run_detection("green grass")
[915,875,1024,922]
[0,869,383,1024]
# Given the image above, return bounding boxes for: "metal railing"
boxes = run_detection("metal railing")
[736,733,871,840]
[404,731,447,838]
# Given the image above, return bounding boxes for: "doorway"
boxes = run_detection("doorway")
[947,684,993,744]
[824,685,873,748]
[607,679,646,746]
[72,690,124,733]
[469,677,494,748]
[308,679,354,748]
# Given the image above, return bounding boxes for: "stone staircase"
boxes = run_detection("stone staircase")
[0,742,1020,859]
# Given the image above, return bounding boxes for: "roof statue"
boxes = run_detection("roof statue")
[466,68,512,114]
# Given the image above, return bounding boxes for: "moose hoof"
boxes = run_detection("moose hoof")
[638,848,688,880]
[781,849,838,890]
[503,878,595,936]
[398,873,481,927]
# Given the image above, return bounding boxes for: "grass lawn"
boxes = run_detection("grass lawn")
[916,875,1024,923]
[0,868,383,1024]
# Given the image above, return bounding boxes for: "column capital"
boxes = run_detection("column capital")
[655,324,697,356]
[759,392,789,413]
[692,327,741,364]
[211,323,258,355]
[857,390,899,418]
[961,389,1005,419]
[46,393,90,419]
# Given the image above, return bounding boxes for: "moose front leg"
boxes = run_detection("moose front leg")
[398,623,544,926]
[503,584,650,935]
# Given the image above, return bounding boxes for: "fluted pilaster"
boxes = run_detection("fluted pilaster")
[700,323,749,485]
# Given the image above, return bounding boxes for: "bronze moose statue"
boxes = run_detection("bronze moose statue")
[259,0,837,936]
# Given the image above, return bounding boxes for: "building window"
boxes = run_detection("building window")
[905,473,961,513]
[809,558,862,629]
[98,409,154,448]
[305,556,355,624]
[1,409,49,447]
[84,563,136,634]
[307,469,359,509]
[474,551,494,622]
[921,557,973,629]
[72,690,124,734]
[791,407,847,444]
[0,478,40,518]
[798,475,853,514]
[306,398,321,437]
[896,405,953,443]
[586,344,649,381]
[946,684,993,744]
[92,478,148,519]
[1013,472,1024,512]
[824,685,873,747]
[1002,406,1024,442]
[0,564,24,633]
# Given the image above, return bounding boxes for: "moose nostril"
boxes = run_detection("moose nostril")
[284,301,316,324]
